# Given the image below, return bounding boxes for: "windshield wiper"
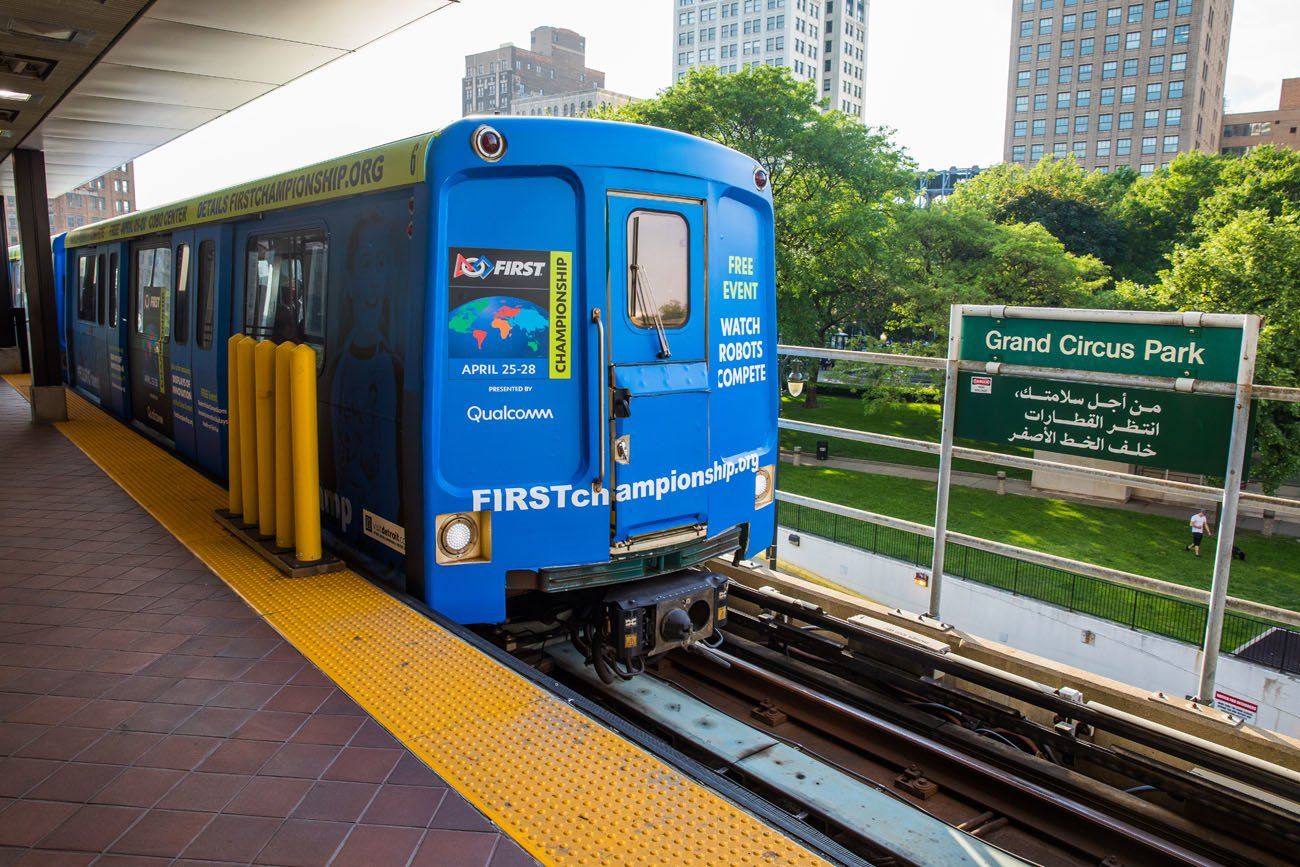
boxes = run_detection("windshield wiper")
[632,264,672,359]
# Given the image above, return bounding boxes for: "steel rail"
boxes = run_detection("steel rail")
[726,582,1300,805]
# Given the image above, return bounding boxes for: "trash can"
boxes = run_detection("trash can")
[816,440,829,461]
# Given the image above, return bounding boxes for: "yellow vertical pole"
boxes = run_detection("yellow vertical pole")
[274,341,296,550]
[236,337,259,524]
[226,334,244,516]
[254,340,277,539]
[289,344,321,562]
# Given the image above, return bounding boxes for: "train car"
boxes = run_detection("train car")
[58,118,777,672]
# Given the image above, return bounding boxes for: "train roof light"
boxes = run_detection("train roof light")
[472,125,506,162]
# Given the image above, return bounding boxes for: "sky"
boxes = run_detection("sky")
[134,0,1300,207]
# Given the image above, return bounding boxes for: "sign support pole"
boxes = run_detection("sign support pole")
[1195,315,1260,704]
[928,305,963,619]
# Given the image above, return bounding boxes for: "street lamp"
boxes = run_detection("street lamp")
[786,368,806,398]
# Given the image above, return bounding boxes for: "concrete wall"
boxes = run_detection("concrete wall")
[780,527,1300,737]
[1030,450,1132,502]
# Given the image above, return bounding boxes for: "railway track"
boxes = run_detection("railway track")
[541,580,1299,866]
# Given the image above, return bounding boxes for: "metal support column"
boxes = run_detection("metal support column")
[12,149,65,421]
[1195,315,1260,703]
[0,195,17,374]
[928,305,963,618]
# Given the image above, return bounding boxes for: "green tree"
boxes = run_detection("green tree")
[1158,210,1300,492]
[599,66,914,405]
[1113,151,1226,284]
[948,157,1132,266]
[1193,145,1300,234]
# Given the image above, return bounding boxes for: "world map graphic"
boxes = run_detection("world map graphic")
[448,295,549,359]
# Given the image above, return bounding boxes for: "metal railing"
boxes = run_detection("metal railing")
[777,498,1300,677]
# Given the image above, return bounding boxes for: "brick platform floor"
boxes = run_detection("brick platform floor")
[0,383,536,866]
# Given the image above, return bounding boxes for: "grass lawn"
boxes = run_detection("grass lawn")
[777,463,1300,617]
[779,393,1033,480]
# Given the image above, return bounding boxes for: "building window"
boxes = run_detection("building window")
[1059,66,1073,83]
[1016,95,1030,112]
[1020,19,1034,37]
[1021,0,1034,9]
[1082,10,1097,29]
[1077,88,1092,106]
[1080,36,1095,54]
[1037,68,1050,85]
[1168,79,1184,98]
[1146,82,1162,101]
[1117,138,1132,155]
[1141,135,1157,154]
[1033,118,1047,135]
[1127,3,1143,23]
[1019,44,1032,62]
[1031,143,1046,160]
[1054,142,1069,157]
[1104,33,1119,52]
[1162,134,1180,153]
[1144,109,1160,127]
[1057,91,1071,109]
[1038,42,1052,59]
[1017,70,1031,88]
[1119,111,1134,129]
[1097,139,1112,156]
[1013,144,1027,161]
[1106,6,1121,26]
[1063,13,1077,31]
[1101,86,1115,104]
[1039,17,1053,34]
[1125,30,1140,49]
[1149,54,1165,73]
[1166,107,1182,126]
[1061,39,1076,57]
[244,229,329,345]
[1154,0,1169,19]
[1121,85,1136,102]
[1014,120,1028,136]
[1099,112,1114,131]
[1140,163,1156,176]
[1175,0,1191,14]
[1056,116,1070,134]
[1123,58,1138,76]
[1074,141,1088,157]
[1173,24,1188,43]
[1075,115,1090,132]
[1034,93,1049,110]
[1151,27,1167,46]
[1102,60,1117,79]
[1078,63,1093,81]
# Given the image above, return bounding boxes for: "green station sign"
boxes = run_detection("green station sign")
[955,372,1241,476]
[961,316,1243,382]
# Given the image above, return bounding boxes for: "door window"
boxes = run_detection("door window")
[173,243,190,345]
[244,229,328,344]
[135,245,172,337]
[77,255,97,322]
[627,210,689,330]
[195,240,216,349]
[108,253,119,327]
[96,254,107,325]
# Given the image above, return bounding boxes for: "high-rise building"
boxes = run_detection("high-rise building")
[509,88,638,118]
[672,0,868,120]
[1220,77,1300,156]
[4,163,135,246]
[1002,0,1234,175]
[462,26,605,117]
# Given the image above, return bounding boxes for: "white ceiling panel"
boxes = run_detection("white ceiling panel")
[1,0,459,197]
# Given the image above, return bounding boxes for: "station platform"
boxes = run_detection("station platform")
[0,378,822,867]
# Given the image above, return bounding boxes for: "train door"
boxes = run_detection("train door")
[189,226,231,478]
[128,237,174,441]
[168,232,198,459]
[70,249,105,400]
[606,194,710,548]
[104,249,131,419]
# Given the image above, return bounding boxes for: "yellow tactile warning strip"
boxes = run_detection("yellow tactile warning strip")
[4,375,824,867]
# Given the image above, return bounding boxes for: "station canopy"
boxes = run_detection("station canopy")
[0,0,457,197]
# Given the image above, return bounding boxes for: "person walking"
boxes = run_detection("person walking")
[1185,509,1212,556]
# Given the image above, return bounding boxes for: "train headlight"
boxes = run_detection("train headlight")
[471,125,506,162]
[754,465,775,508]
[436,512,490,564]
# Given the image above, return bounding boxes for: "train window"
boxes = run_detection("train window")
[627,210,689,330]
[96,254,107,325]
[173,243,190,345]
[108,253,119,327]
[76,255,97,322]
[135,245,172,337]
[244,229,328,344]
[195,241,216,350]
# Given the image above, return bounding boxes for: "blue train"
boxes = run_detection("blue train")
[56,118,777,670]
